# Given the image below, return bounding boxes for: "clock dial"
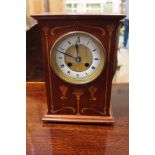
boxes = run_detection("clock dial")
[50,31,106,84]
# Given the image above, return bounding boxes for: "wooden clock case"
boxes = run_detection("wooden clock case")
[32,14,125,123]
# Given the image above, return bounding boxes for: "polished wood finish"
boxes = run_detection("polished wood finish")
[42,112,114,123]
[26,83,129,155]
[26,25,44,82]
[31,14,125,123]
[31,13,125,20]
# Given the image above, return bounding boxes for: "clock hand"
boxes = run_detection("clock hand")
[57,50,76,60]
[75,42,79,57]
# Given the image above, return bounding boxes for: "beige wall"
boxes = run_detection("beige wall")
[27,0,65,15]
[26,0,65,29]
[32,0,43,14]
[27,0,43,15]
[49,0,65,13]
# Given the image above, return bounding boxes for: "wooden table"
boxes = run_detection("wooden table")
[26,83,128,155]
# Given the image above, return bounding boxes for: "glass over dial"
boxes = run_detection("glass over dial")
[50,31,106,84]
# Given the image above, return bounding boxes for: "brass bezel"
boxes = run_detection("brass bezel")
[50,31,106,85]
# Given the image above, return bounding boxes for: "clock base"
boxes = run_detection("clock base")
[42,109,115,124]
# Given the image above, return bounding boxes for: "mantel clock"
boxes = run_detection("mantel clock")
[32,14,125,123]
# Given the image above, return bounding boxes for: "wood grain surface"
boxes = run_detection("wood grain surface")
[26,82,128,155]
[31,14,125,120]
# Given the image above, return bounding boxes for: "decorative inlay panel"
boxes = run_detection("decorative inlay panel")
[50,23,106,36]
[59,85,68,100]
[88,86,97,101]
[72,89,84,115]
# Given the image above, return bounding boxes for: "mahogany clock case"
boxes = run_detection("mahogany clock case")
[31,14,125,123]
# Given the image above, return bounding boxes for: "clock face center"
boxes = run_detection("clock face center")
[75,56,81,62]
[64,44,93,72]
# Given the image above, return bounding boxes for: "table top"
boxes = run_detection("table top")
[26,82,128,155]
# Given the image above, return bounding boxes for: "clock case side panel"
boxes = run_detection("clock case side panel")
[39,26,53,114]
[104,22,122,115]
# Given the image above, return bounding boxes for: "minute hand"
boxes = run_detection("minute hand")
[57,50,76,59]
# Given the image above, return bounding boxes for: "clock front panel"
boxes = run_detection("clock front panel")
[40,20,118,117]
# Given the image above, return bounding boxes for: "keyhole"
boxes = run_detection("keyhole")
[68,62,72,67]
[85,63,90,67]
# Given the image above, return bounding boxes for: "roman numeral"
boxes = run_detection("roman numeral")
[92,66,96,70]
[67,71,70,74]
[76,74,79,77]
[68,41,71,44]
[94,58,99,60]
[77,36,80,43]
[61,64,65,68]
